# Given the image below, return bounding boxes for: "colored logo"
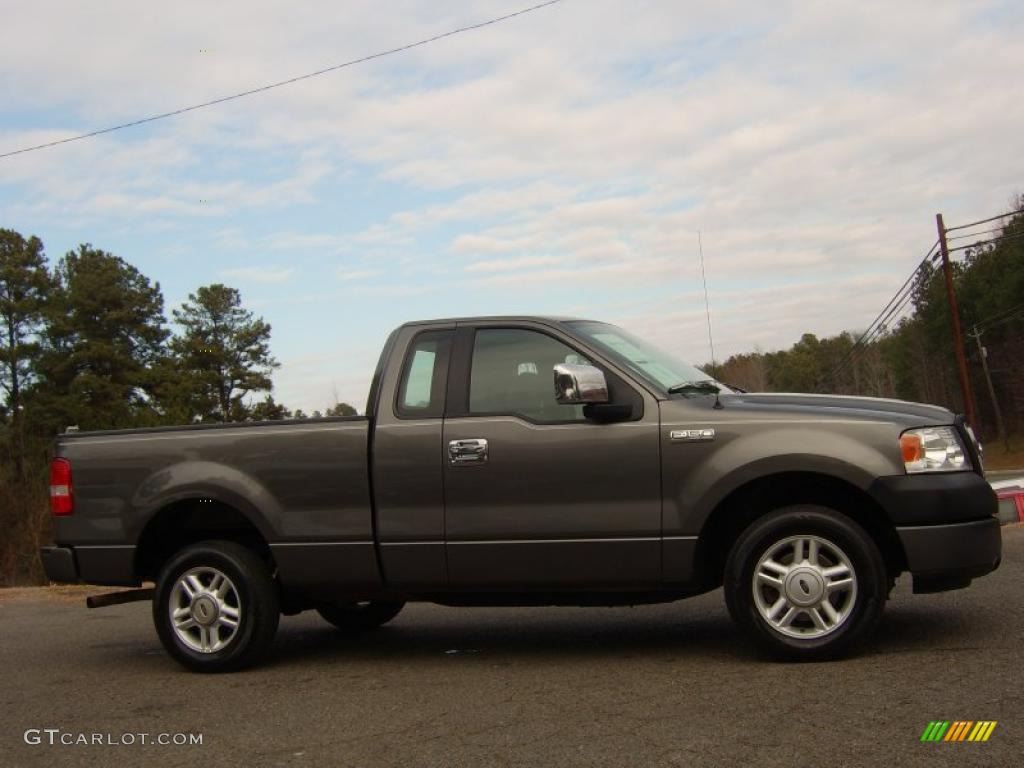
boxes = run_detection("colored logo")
[920,721,997,742]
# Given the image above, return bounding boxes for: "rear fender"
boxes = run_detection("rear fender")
[130,460,281,542]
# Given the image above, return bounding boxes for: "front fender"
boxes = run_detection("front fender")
[664,425,901,536]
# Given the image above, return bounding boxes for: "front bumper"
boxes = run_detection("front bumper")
[896,517,1002,593]
[870,471,996,525]
[871,471,1001,593]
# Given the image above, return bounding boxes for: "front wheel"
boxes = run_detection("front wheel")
[724,505,887,661]
[153,541,280,672]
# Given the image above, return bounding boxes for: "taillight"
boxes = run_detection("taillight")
[50,458,73,516]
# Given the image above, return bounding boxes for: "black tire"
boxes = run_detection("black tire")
[317,600,405,632]
[153,540,280,673]
[724,505,887,661]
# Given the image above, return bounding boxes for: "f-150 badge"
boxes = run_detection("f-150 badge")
[670,428,716,442]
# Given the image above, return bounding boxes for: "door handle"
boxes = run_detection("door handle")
[449,438,488,465]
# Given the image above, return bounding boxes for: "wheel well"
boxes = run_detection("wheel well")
[694,472,906,589]
[135,499,274,582]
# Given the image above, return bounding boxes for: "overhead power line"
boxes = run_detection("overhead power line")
[841,283,919,372]
[974,302,1024,333]
[833,205,1023,388]
[860,277,920,347]
[0,0,566,160]
[944,207,1024,233]
[875,288,917,333]
[855,245,934,338]
[831,240,937,379]
[981,306,1024,331]
[947,230,1024,254]
[946,226,1005,242]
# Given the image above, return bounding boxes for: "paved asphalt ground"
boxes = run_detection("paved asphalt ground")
[987,469,1024,482]
[2,528,1021,768]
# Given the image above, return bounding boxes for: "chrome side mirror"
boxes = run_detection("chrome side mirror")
[553,363,609,405]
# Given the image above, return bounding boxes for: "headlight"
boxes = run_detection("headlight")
[900,426,970,473]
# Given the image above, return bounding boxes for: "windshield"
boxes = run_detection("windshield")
[566,321,731,395]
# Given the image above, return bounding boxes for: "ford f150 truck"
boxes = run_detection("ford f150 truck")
[41,316,1002,671]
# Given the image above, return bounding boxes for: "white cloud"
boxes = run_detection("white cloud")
[3,0,1024,410]
[464,255,563,272]
[335,267,382,281]
[220,266,294,284]
[610,272,906,367]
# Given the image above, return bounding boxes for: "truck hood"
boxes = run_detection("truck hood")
[713,392,956,427]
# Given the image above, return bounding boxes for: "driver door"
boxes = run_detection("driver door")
[442,323,662,588]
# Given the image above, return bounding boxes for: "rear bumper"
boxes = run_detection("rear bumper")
[896,517,1002,593]
[40,546,78,583]
[39,545,138,586]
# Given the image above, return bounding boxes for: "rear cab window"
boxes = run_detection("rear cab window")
[395,330,453,419]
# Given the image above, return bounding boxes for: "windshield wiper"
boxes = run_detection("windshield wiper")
[667,379,721,395]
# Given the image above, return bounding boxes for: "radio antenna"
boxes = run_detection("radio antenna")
[698,230,717,380]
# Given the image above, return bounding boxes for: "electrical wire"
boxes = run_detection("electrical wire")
[862,284,918,346]
[840,284,919,372]
[832,284,915,379]
[834,207,1024,383]
[830,241,936,379]
[979,306,1024,331]
[947,230,1024,254]
[946,226,1006,242]
[944,208,1024,233]
[0,0,566,160]
[835,265,923,365]
[973,303,1024,333]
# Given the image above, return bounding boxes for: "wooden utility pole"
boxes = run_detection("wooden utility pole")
[935,213,977,430]
[970,325,1008,450]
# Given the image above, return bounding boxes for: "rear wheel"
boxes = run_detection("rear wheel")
[724,505,887,661]
[154,541,279,672]
[317,600,405,632]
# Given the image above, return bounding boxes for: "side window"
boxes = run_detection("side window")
[396,331,452,418]
[469,328,590,423]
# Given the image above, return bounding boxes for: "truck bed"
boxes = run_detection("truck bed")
[53,416,380,593]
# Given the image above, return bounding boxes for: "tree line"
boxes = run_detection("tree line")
[708,205,1024,441]
[0,230,354,584]
[0,231,355,432]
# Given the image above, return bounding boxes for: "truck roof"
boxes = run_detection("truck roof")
[400,315,592,327]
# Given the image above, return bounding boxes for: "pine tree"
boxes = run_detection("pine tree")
[324,401,357,417]
[0,230,51,425]
[170,284,278,421]
[31,245,169,431]
[249,394,291,421]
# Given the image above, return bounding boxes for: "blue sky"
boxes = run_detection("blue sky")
[3,0,1024,412]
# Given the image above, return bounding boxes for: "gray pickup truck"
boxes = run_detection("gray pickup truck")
[41,316,1001,671]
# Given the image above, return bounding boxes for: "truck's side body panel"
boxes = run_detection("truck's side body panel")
[443,416,663,587]
[658,397,949,539]
[371,322,455,589]
[441,319,664,589]
[54,418,379,590]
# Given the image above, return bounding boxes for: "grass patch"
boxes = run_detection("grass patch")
[0,584,100,604]
[0,583,151,604]
[983,434,1024,471]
